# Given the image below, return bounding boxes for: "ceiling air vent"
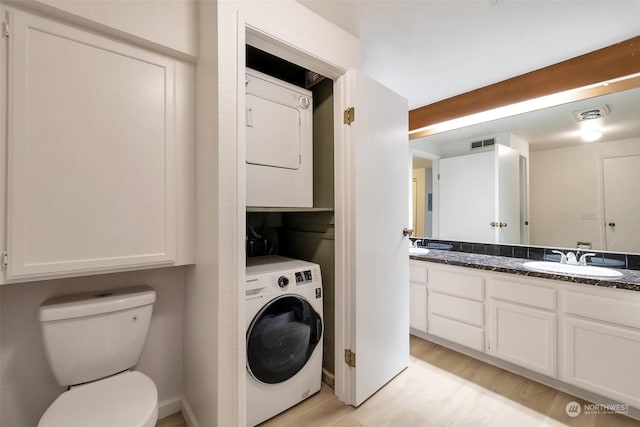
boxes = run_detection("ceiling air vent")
[572,105,610,122]
[470,138,496,150]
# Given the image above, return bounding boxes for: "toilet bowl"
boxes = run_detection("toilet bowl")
[38,286,158,427]
[38,371,158,427]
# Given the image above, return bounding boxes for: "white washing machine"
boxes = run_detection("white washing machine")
[245,256,323,426]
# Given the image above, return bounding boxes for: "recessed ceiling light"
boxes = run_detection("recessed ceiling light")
[581,129,602,142]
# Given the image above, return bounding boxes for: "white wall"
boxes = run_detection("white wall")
[530,137,640,250]
[0,267,185,427]
[4,0,198,58]
[183,0,218,425]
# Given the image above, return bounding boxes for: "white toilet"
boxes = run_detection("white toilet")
[38,285,159,427]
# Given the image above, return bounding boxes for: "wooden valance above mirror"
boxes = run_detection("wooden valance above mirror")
[409,35,640,139]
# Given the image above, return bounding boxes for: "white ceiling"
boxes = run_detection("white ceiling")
[410,86,640,152]
[298,0,640,110]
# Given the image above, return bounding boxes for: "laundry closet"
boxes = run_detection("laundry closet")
[244,45,338,386]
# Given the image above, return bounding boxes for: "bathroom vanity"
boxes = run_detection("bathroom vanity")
[409,250,640,416]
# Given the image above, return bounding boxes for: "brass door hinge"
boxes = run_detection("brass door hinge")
[344,349,356,368]
[343,107,355,125]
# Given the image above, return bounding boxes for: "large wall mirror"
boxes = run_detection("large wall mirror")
[408,37,640,254]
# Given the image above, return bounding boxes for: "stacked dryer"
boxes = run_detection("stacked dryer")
[245,68,313,208]
[245,256,323,426]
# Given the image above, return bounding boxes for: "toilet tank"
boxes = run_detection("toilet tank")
[39,285,156,386]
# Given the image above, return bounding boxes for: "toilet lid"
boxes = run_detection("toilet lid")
[39,371,157,427]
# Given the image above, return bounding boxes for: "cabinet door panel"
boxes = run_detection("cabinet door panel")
[564,317,640,407]
[409,283,427,332]
[7,11,176,279]
[490,301,556,377]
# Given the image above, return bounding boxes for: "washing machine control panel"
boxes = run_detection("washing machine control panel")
[295,270,313,285]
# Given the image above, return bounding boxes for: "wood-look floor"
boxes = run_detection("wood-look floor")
[157,335,639,427]
[156,411,188,427]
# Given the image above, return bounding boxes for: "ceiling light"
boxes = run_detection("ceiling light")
[581,129,602,142]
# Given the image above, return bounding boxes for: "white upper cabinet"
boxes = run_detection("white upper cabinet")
[5,10,185,281]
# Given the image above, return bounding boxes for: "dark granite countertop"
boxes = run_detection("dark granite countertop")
[410,249,640,292]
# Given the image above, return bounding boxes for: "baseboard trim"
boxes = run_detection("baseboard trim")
[181,398,201,427]
[158,396,183,419]
[321,368,335,389]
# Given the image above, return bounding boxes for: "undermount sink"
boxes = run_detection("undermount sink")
[409,247,430,256]
[523,261,623,278]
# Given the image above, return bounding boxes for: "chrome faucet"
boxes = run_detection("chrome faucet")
[579,252,596,266]
[552,250,596,266]
[551,250,568,264]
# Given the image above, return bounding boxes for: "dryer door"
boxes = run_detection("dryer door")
[247,295,322,384]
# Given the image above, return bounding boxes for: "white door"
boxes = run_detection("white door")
[335,69,409,406]
[496,145,520,244]
[603,156,640,252]
[439,151,495,242]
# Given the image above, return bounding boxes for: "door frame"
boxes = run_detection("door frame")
[410,149,440,239]
[234,9,359,420]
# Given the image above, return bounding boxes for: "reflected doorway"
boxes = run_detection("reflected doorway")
[411,153,437,239]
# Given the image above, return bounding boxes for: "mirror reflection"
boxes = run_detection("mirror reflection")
[410,84,640,254]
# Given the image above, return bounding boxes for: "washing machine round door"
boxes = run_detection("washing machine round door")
[247,295,322,384]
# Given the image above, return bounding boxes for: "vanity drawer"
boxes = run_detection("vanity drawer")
[490,278,556,310]
[428,269,484,301]
[565,292,640,329]
[430,292,484,327]
[429,314,484,351]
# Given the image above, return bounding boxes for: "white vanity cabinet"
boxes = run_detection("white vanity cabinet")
[488,278,557,377]
[2,9,194,282]
[413,260,640,412]
[561,289,640,408]
[409,260,428,332]
[426,265,485,351]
